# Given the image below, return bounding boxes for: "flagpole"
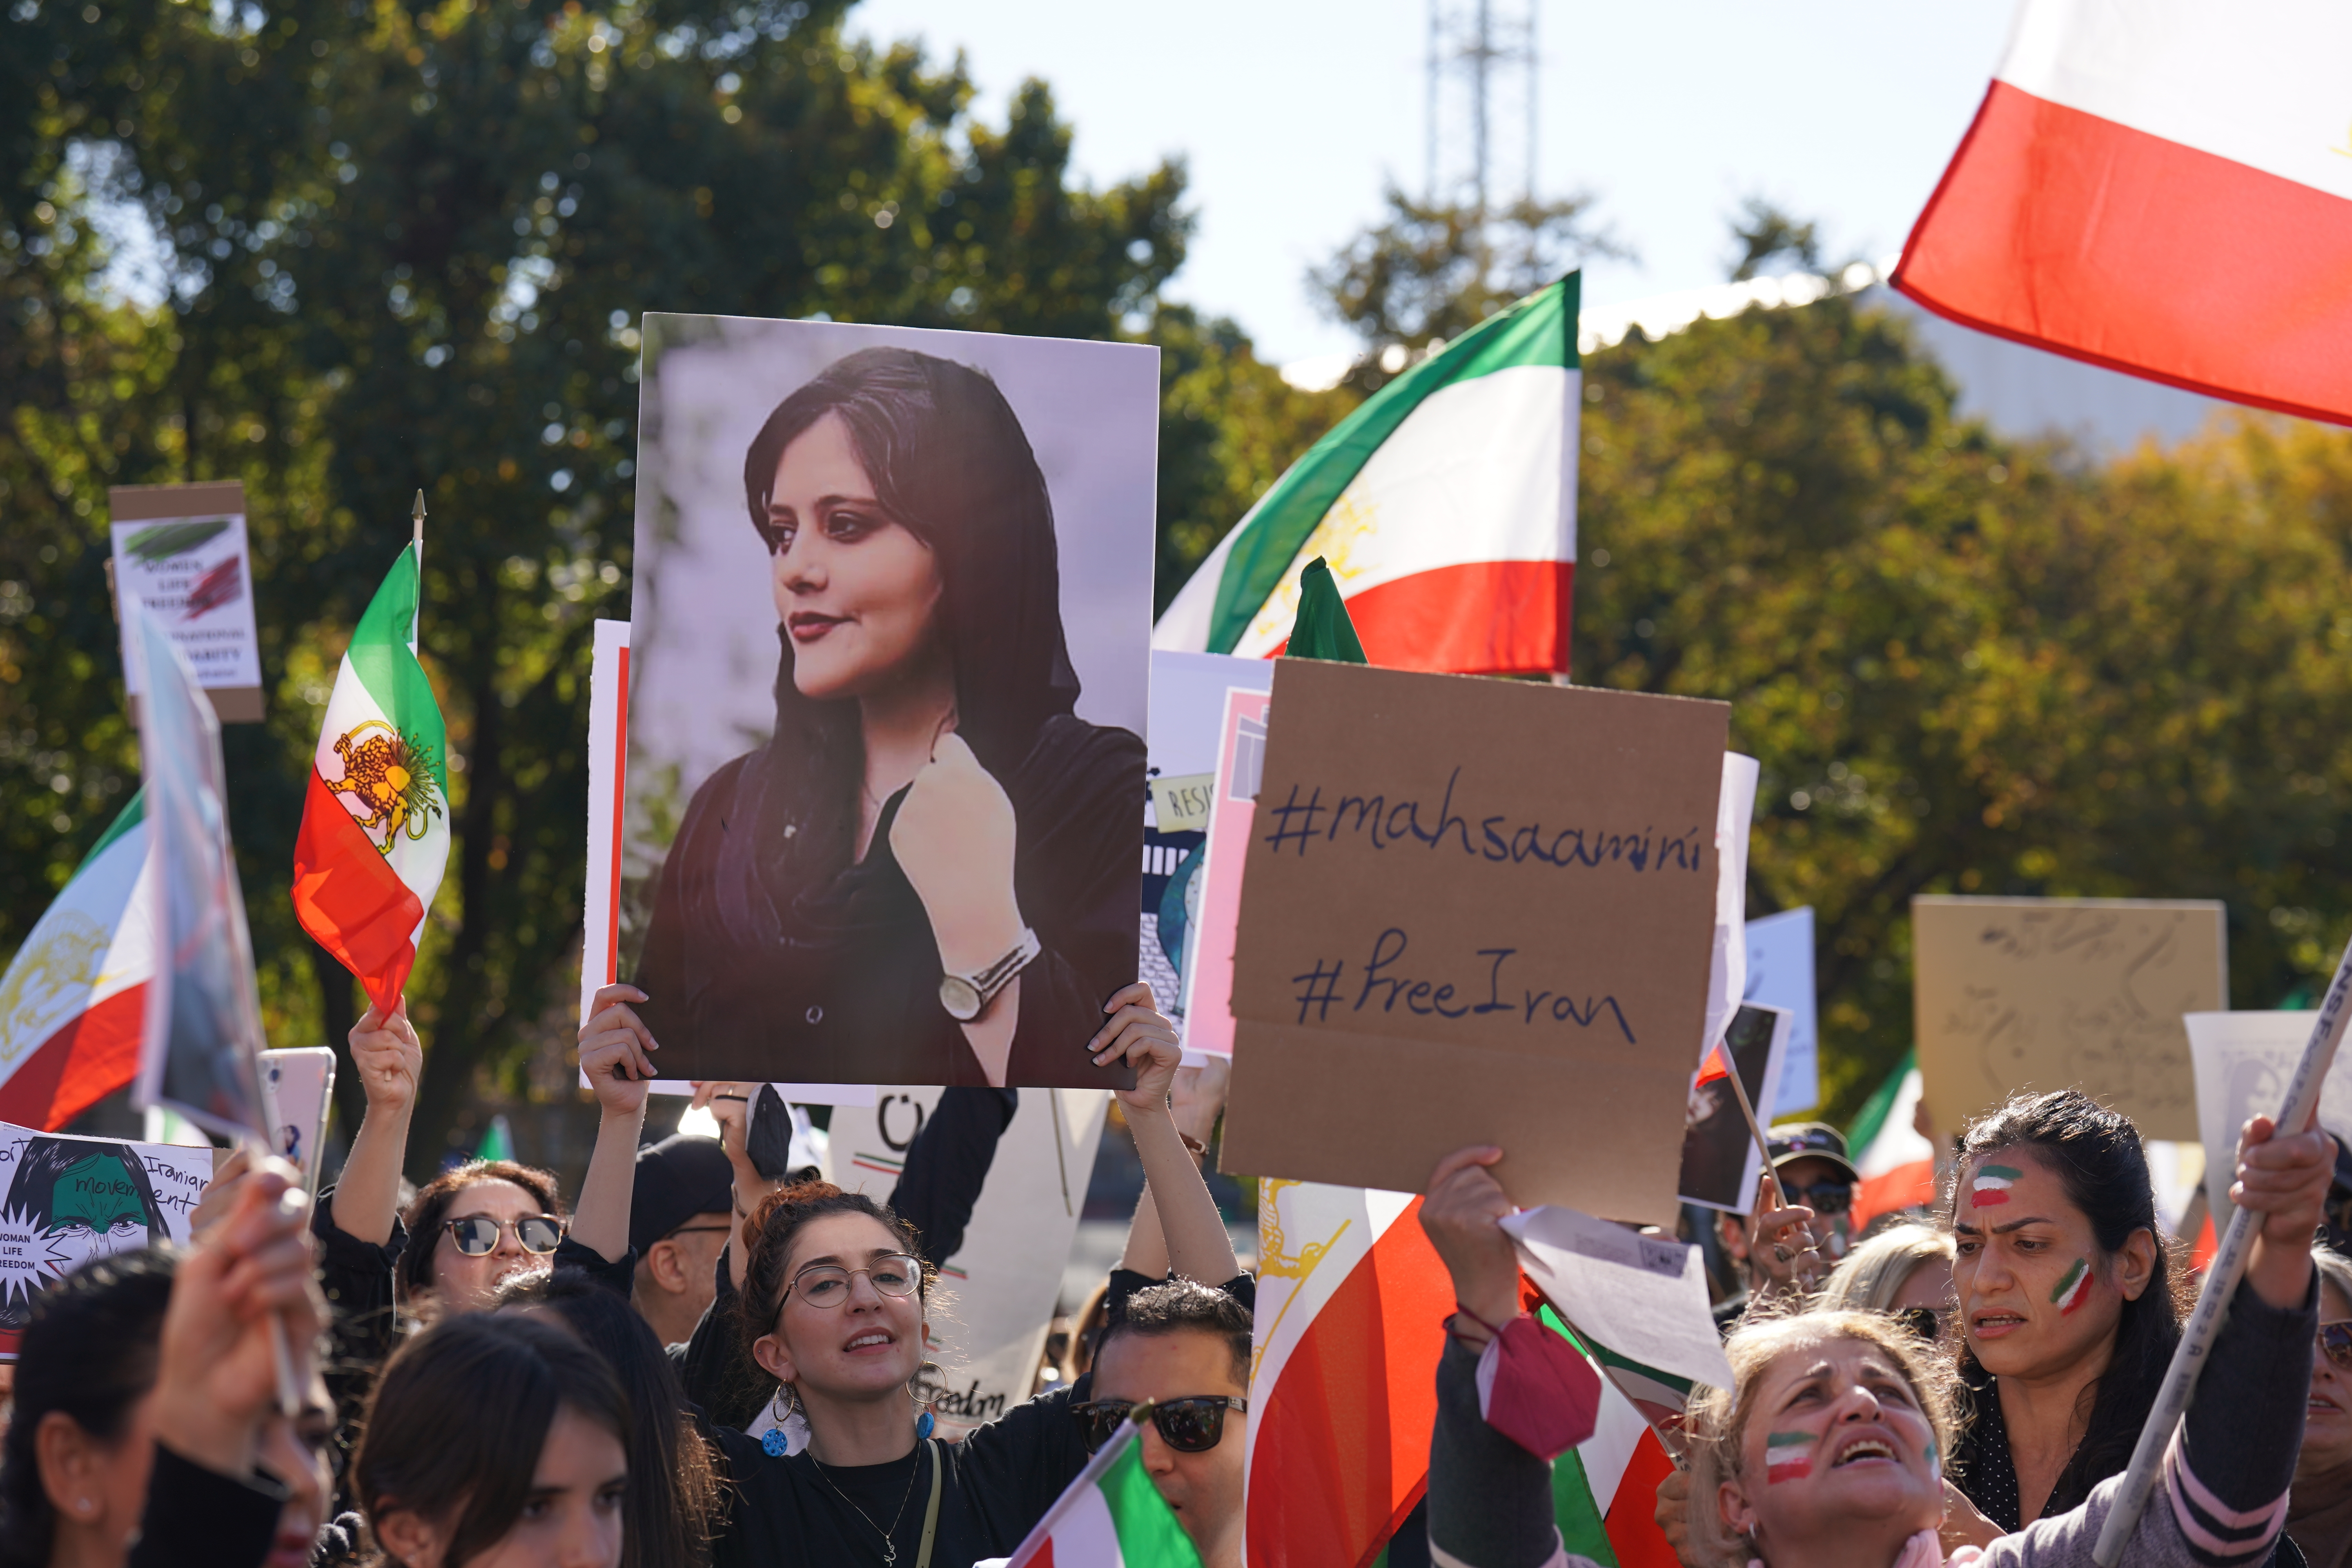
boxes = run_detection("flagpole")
[411,490,426,652]
[2091,935,2352,1564]
[1001,1403,1156,1566]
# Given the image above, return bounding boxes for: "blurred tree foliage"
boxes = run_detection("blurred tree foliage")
[0,0,1302,1170]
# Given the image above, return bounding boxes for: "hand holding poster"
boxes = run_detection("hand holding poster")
[1911,896,2225,1142]
[0,1122,212,1357]
[1220,661,1729,1221]
[621,318,1155,1091]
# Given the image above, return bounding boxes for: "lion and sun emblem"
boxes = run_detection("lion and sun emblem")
[328,720,445,853]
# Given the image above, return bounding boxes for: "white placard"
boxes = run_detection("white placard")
[1503,1203,1735,1392]
[1745,907,1820,1115]
[112,512,262,693]
[2186,1010,2352,1233]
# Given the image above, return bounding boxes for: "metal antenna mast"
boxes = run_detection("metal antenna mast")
[1425,0,1539,218]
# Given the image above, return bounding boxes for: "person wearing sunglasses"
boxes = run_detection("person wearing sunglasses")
[1073,1279,1250,1568]
[2289,1245,2352,1568]
[1705,1122,1857,1330]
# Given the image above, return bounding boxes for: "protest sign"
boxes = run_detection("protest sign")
[109,481,263,723]
[1174,687,1273,1062]
[259,1047,336,1197]
[2185,1011,2352,1234]
[1912,897,2225,1141]
[1678,1003,1791,1213]
[577,621,872,1108]
[1501,1205,1736,1394]
[622,317,1154,1089]
[0,1123,212,1357]
[1138,651,1276,1032]
[822,1085,1109,1441]
[1220,661,1728,1222]
[1745,907,1819,1114]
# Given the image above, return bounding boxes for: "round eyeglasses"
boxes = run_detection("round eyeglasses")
[443,1214,564,1257]
[786,1254,925,1308]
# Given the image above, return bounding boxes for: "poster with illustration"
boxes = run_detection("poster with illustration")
[1175,686,1272,1061]
[623,316,1156,1090]
[108,481,264,722]
[0,1124,212,1357]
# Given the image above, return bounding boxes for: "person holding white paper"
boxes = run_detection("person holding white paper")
[1418,1111,2333,1568]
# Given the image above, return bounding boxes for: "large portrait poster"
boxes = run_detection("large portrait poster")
[624,317,1156,1089]
[0,1123,211,1357]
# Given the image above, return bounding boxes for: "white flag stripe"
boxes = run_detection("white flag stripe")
[1049,1484,1125,1565]
[1998,0,2352,201]
[1226,366,1576,658]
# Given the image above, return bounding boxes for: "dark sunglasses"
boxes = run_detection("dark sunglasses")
[443,1214,564,1256]
[1072,1396,1247,1454]
[2319,1321,2352,1373]
[1780,1179,1855,1216]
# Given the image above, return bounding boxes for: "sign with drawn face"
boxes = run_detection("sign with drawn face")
[0,1124,212,1356]
[1912,897,2227,1142]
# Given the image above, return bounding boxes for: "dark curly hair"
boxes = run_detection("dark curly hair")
[1947,1090,2186,1512]
[736,1180,935,1384]
[397,1158,564,1299]
[0,1249,176,1568]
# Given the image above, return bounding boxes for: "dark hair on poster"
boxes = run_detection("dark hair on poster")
[632,343,1146,1091]
[0,1137,172,1342]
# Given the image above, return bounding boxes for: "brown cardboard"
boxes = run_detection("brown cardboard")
[1911,896,2227,1142]
[1218,660,1729,1224]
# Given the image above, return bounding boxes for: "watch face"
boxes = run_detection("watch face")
[939,975,983,1022]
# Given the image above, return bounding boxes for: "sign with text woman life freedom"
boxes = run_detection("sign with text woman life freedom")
[1220,661,1730,1223]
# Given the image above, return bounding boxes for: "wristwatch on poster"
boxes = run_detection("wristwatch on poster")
[939,928,1041,1022]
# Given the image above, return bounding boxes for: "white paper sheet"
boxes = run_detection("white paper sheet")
[1501,1204,1735,1391]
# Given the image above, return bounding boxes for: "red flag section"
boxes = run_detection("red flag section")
[292,767,426,1008]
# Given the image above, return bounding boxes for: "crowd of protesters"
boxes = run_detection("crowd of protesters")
[0,977,1255,1568]
[10,971,2352,1568]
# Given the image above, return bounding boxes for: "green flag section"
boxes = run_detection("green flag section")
[1154,274,1581,676]
[1002,1413,1203,1568]
[1848,1051,1936,1230]
[1286,557,1368,664]
[0,790,154,1130]
[292,545,451,1010]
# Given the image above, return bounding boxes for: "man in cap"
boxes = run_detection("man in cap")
[1711,1121,1859,1329]
[629,1132,737,1347]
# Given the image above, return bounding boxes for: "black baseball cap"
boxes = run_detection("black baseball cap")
[1767,1122,1860,1184]
[629,1134,735,1257]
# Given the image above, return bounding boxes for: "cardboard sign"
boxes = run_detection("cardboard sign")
[822,1085,1109,1441]
[1912,897,2226,1142]
[1175,687,1273,1061]
[109,481,263,722]
[2185,1011,2352,1234]
[1220,661,1730,1223]
[1745,907,1819,1114]
[1677,1003,1791,1213]
[0,1124,212,1358]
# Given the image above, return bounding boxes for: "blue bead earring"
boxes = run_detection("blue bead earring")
[916,1408,935,1440]
[761,1386,794,1457]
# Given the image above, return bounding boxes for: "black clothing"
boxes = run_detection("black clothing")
[311,1188,406,1490]
[891,1088,1019,1268]
[1104,1266,1259,1321]
[634,707,1145,1090]
[126,1444,284,1568]
[1953,1354,2138,1531]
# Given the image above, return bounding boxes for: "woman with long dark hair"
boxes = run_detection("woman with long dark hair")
[632,346,1146,1089]
[1940,1090,2187,1545]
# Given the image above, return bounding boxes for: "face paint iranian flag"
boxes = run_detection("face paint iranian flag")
[1971,1164,2022,1207]
[1766,1432,1813,1482]
[2051,1258,2092,1316]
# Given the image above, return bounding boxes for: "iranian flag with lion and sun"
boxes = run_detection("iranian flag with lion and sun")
[292,544,449,1008]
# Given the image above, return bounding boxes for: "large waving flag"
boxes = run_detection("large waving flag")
[994,1407,1202,1568]
[292,540,449,1009]
[1153,275,1580,675]
[1894,0,2352,426]
[0,792,154,1129]
[1247,1180,1454,1568]
[1546,1316,1685,1568]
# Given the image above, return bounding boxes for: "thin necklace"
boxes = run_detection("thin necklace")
[807,1442,924,1566]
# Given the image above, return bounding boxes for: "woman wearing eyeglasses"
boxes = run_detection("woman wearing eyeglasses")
[570,978,1242,1567]
[2288,1246,2352,1568]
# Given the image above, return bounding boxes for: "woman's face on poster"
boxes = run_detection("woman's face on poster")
[42,1151,150,1272]
[766,410,946,703]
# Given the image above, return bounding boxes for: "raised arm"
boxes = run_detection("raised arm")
[568,982,660,1263]
[330,997,423,1246]
[1098,983,1238,1286]
[1118,1054,1230,1280]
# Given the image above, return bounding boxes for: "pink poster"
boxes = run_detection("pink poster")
[1176,687,1270,1059]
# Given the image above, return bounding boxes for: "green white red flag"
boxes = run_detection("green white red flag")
[994,1408,1201,1568]
[1152,275,1580,675]
[291,544,449,1009]
[1846,1051,1936,1231]
[0,791,154,1129]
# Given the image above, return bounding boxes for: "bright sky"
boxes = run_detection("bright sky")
[849,0,2018,365]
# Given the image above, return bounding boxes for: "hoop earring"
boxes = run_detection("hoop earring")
[762,1383,802,1458]
[911,1377,935,1441]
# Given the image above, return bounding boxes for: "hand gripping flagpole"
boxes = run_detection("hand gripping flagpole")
[2091,937,2352,1565]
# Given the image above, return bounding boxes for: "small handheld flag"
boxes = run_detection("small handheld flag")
[996,1404,1202,1568]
